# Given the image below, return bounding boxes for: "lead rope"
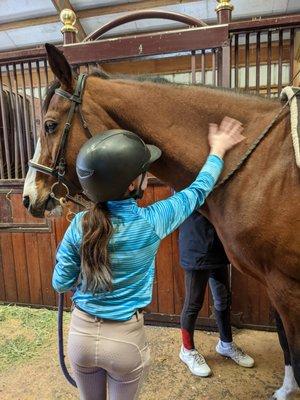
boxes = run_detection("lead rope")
[58,293,77,387]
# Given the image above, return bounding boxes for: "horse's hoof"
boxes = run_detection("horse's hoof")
[270,390,299,400]
[270,392,285,400]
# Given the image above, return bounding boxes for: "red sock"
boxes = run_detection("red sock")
[181,328,194,350]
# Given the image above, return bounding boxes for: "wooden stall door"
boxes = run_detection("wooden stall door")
[0,185,74,308]
[139,182,275,330]
[0,180,275,330]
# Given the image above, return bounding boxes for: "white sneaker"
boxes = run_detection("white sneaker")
[179,345,212,377]
[216,340,255,368]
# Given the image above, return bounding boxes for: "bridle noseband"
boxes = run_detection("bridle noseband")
[28,73,92,208]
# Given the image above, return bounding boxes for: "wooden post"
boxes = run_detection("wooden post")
[293,30,300,87]
[216,0,234,88]
[60,8,78,45]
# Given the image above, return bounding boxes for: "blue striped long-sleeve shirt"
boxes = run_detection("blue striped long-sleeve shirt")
[52,154,223,320]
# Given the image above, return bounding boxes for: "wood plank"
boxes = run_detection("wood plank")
[0,192,12,223]
[52,215,67,305]
[259,284,274,326]
[230,267,273,326]
[10,193,30,303]
[11,193,24,223]
[24,233,43,304]
[153,185,174,314]
[37,232,56,306]
[11,233,30,303]
[0,233,18,302]
[63,25,229,64]
[229,14,300,33]
[50,222,60,307]
[52,215,70,306]
[0,234,6,301]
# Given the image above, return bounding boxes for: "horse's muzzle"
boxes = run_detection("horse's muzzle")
[23,194,59,218]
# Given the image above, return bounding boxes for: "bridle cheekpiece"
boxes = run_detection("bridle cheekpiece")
[28,73,92,208]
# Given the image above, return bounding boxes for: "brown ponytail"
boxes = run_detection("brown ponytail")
[80,202,114,293]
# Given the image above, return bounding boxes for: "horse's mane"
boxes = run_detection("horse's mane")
[88,68,278,102]
[43,67,277,110]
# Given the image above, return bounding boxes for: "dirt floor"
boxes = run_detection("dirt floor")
[0,306,299,400]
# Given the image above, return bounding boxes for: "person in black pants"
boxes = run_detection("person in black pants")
[178,211,254,377]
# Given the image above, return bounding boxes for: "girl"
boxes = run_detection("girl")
[52,117,245,400]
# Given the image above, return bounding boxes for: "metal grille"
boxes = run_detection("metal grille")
[76,48,220,87]
[0,59,54,180]
[230,28,296,97]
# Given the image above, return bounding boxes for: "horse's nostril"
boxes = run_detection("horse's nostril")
[23,196,30,209]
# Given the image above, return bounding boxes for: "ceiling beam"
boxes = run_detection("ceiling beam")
[51,0,86,41]
[0,0,201,32]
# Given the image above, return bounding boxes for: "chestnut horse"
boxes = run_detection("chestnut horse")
[23,44,300,399]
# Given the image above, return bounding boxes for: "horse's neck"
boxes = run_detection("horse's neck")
[86,77,282,190]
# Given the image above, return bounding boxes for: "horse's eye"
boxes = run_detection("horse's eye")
[44,121,58,134]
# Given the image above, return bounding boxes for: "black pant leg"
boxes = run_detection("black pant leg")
[208,266,233,343]
[180,269,209,348]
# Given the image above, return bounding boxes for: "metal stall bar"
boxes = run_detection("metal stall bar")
[0,67,11,179]
[28,62,38,147]
[12,63,26,177]
[212,49,216,86]
[267,31,272,97]
[256,32,261,94]
[5,64,19,178]
[20,62,32,162]
[245,32,250,91]
[191,51,196,84]
[44,59,49,89]
[36,60,43,116]
[234,33,239,88]
[290,28,295,83]
[0,129,4,178]
[278,29,283,95]
[201,49,206,84]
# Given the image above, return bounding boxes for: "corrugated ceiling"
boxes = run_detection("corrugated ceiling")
[0,0,299,52]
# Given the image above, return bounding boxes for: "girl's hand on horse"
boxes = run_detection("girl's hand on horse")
[208,116,245,159]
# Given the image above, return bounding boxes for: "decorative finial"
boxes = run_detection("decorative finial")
[216,0,234,12]
[60,8,78,34]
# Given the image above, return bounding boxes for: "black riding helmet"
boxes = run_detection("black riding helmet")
[76,129,162,203]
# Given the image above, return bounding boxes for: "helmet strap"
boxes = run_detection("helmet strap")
[130,172,146,200]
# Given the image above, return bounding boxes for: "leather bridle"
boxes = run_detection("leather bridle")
[28,73,92,208]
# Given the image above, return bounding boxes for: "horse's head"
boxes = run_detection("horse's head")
[23,44,111,218]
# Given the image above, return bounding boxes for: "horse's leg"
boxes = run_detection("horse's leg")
[267,270,300,400]
[271,311,299,400]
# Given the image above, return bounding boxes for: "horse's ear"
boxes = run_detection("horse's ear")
[45,43,73,89]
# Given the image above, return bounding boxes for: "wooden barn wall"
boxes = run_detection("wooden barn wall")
[0,182,275,330]
[1,20,299,330]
